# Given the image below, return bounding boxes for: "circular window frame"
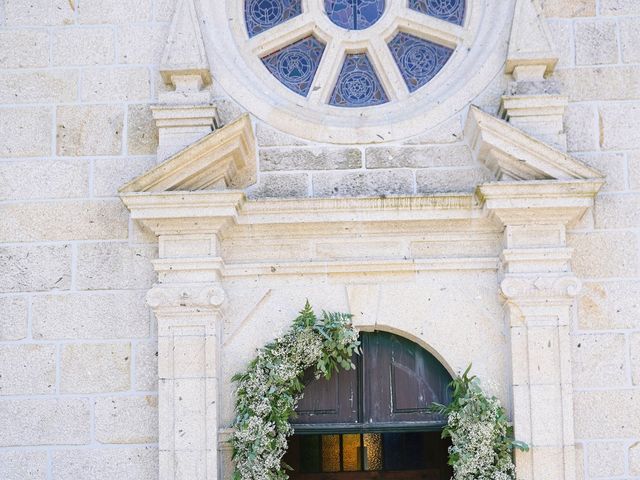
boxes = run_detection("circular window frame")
[197,0,514,144]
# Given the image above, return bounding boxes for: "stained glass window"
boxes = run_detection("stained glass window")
[388,32,453,92]
[330,54,388,107]
[324,0,385,30]
[245,0,302,37]
[261,37,325,96]
[409,0,465,26]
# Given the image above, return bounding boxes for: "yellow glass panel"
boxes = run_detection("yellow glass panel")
[322,434,341,472]
[363,433,383,471]
[342,434,362,471]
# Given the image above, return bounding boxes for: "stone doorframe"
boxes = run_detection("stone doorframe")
[120,105,604,480]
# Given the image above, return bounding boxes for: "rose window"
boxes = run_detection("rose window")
[244,0,466,108]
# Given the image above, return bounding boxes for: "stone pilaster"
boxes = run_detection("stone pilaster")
[480,180,601,480]
[499,226,579,480]
[148,281,225,480]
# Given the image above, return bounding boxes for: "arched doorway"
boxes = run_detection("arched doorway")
[283,331,454,479]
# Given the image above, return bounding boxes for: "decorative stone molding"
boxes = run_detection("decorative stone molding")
[160,0,211,96]
[120,115,256,193]
[147,284,226,311]
[505,0,558,78]
[120,106,605,480]
[466,107,601,181]
[196,0,512,143]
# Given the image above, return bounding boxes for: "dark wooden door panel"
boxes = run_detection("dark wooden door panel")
[293,331,452,428]
[293,363,358,425]
[363,332,451,425]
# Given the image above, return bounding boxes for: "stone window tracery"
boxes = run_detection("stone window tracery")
[244,0,466,107]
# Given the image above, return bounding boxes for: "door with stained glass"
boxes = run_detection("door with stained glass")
[284,331,453,479]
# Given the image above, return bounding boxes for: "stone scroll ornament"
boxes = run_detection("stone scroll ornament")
[231,302,360,480]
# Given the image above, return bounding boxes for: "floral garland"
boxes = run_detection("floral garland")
[431,365,529,480]
[231,302,360,480]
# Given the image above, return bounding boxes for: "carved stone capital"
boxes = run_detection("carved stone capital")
[146,283,226,310]
[500,274,581,301]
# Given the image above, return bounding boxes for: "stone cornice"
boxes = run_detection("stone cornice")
[119,115,255,194]
[478,179,604,226]
[466,106,603,181]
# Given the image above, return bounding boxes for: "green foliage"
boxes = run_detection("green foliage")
[430,365,529,480]
[231,301,360,480]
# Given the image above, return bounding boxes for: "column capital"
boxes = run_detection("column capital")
[147,282,226,315]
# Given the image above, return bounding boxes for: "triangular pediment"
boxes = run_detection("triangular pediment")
[119,114,256,193]
[465,106,603,182]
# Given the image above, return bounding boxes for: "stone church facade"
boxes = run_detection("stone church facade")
[1,0,639,479]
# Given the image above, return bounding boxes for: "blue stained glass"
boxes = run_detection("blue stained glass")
[409,0,465,26]
[245,0,302,37]
[262,37,325,97]
[388,32,453,92]
[324,0,385,30]
[330,54,388,107]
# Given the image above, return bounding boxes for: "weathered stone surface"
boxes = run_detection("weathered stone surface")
[312,169,413,197]
[82,67,151,102]
[620,17,640,63]
[402,115,464,144]
[247,173,309,198]
[260,147,362,171]
[630,152,640,191]
[127,105,158,155]
[76,243,157,290]
[32,291,150,339]
[631,333,640,386]
[539,0,595,17]
[568,231,638,277]
[57,105,123,156]
[573,153,625,192]
[93,157,156,197]
[0,451,48,480]
[0,107,52,157]
[4,0,74,25]
[52,447,158,480]
[0,159,89,201]
[416,167,492,193]
[118,25,168,64]
[95,396,158,443]
[135,342,158,392]
[0,70,78,104]
[575,20,618,65]
[557,66,640,101]
[0,296,28,340]
[595,194,640,229]
[0,244,71,293]
[600,103,640,150]
[564,103,598,152]
[0,200,129,242]
[574,390,640,438]
[60,343,131,393]
[0,344,56,395]
[0,398,90,446]
[572,334,627,388]
[256,122,309,147]
[631,442,640,475]
[580,281,640,330]
[0,30,49,68]
[586,442,626,477]
[52,27,114,66]
[366,145,472,168]
[79,0,152,23]
[546,20,574,68]
[600,0,640,15]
